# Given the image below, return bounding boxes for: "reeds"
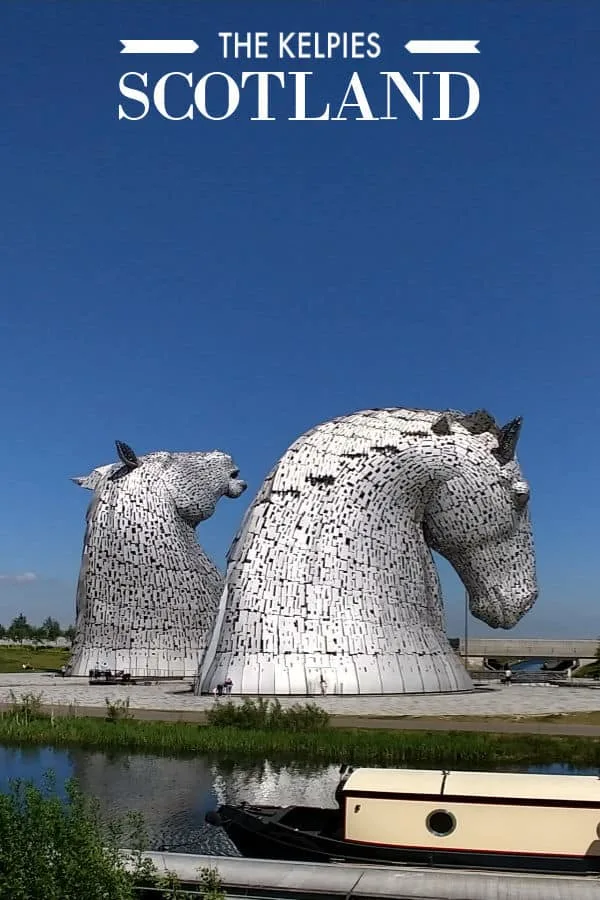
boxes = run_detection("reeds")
[0,708,599,767]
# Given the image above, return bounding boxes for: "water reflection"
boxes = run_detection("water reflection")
[211,758,340,809]
[69,749,221,850]
[1,745,597,855]
[0,745,72,796]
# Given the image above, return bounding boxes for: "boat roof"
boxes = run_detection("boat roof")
[342,768,443,796]
[341,768,600,802]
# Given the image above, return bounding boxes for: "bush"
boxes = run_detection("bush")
[285,702,331,731]
[205,698,330,731]
[198,866,226,900]
[0,775,223,899]
[0,775,152,900]
[105,697,133,722]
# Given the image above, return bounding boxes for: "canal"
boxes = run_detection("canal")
[1,745,598,855]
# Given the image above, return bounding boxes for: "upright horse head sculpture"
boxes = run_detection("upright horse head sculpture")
[69,441,246,678]
[200,407,536,695]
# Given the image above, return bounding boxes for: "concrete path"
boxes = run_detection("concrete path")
[332,716,600,737]
[137,851,600,900]
[1,673,600,735]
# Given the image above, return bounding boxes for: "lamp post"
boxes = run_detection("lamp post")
[464,588,469,671]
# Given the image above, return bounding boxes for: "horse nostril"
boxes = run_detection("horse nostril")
[512,481,529,510]
[513,490,529,510]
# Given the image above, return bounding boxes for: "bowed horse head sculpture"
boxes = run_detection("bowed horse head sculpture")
[424,410,535,629]
[201,406,537,696]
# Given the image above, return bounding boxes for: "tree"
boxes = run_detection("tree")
[7,614,31,644]
[63,624,76,643]
[41,617,61,641]
[0,624,6,638]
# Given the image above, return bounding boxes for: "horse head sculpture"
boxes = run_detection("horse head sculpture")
[69,441,246,678]
[200,406,537,696]
[424,412,535,629]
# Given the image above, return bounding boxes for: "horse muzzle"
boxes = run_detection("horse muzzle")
[225,479,247,499]
[469,586,538,629]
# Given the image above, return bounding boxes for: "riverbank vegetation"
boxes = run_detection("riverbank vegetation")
[206,697,330,730]
[573,660,600,679]
[573,642,600,678]
[0,776,225,899]
[1,696,600,768]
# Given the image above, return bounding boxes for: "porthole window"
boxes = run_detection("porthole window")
[426,809,456,836]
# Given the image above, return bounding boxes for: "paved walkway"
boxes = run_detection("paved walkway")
[1,673,600,733]
[143,852,600,900]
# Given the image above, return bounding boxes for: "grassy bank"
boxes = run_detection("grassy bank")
[1,711,600,767]
[574,661,600,678]
[0,645,69,672]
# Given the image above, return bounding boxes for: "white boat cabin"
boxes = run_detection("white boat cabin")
[337,767,600,859]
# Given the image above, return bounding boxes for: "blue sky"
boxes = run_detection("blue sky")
[0,1,597,638]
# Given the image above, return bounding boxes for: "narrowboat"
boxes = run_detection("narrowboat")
[205,766,600,873]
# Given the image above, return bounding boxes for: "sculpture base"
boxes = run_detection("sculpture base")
[199,649,472,696]
[68,647,203,679]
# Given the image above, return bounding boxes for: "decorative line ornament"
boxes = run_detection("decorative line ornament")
[120,40,200,54]
[404,40,480,54]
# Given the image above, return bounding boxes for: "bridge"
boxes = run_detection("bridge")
[457,638,597,658]
[454,638,597,670]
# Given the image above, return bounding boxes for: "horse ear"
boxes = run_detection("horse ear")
[115,441,140,470]
[70,473,100,491]
[495,417,523,464]
[460,409,497,435]
[432,415,452,436]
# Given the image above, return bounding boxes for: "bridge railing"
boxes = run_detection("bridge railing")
[470,671,566,684]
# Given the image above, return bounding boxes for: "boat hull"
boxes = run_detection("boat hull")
[216,804,600,875]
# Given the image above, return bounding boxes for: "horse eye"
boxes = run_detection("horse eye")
[231,469,240,478]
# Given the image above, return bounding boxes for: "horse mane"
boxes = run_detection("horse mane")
[283,406,516,465]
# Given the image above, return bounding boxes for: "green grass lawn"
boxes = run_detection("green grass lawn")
[0,646,70,673]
